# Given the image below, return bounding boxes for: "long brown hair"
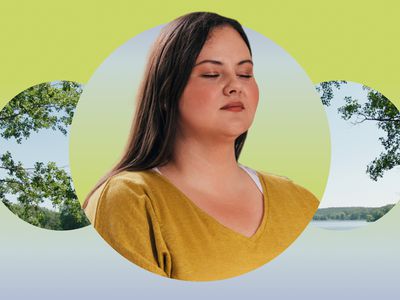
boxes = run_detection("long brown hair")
[83,12,252,208]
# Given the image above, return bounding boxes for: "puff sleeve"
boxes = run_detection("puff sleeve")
[92,176,172,277]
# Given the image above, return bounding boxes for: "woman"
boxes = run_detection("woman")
[84,12,319,281]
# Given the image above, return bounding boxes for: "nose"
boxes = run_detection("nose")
[222,75,242,96]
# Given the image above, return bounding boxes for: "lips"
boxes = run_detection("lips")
[220,101,245,111]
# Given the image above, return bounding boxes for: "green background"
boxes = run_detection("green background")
[68,25,329,204]
[0,1,399,298]
[1,0,398,104]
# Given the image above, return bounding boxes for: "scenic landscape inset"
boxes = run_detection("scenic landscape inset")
[314,81,399,230]
[0,81,89,230]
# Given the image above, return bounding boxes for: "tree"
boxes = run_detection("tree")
[338,89,400,180]
[0,81,82,143]
[315,80,347,106]
[366,214,374,222]
[317,81,400,181]
[0,81,89,230]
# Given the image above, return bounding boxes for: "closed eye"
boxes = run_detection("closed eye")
[238,74,253,78]
[201,74,220,78]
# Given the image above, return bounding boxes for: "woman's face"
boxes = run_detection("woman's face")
[178,26,259,143]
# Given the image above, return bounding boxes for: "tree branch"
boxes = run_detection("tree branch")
[1,164,69,171]
[0,112,22,122]
[0,178,22,184]
[352,115,400,124]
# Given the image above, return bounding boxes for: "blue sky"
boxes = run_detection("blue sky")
[320,82,399,208]
[0,112,71,210]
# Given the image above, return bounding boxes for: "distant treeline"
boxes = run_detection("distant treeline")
[313,204,396,222]
[3,201,89,230]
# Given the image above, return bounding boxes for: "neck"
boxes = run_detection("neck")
[159,133,243,186]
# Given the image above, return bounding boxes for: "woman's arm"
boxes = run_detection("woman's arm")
[91,174,172,277]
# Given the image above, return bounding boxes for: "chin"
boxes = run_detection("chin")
[221,126,250,140]
[231,121,251,134]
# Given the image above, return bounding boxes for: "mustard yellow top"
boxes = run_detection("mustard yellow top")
[85,170,319,281]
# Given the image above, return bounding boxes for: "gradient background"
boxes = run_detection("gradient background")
[1,1,399,299]
[69,26,330,204]
[319,82,399,208]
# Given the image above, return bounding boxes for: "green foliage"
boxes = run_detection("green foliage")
[338,89,400,180]
[317,82,400,181]
[0,151,89,230]
[315,80,347,106]
[5,201,62,230]
[313,204,396,222]
[59,199,89,230]
[0,81,89,230]
[0,81,82,143]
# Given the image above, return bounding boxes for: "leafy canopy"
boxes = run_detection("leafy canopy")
[317,81,400,181]
[0,81,89,230]
[0,81,82,143]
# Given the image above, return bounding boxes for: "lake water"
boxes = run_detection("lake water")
[311,220,368,230]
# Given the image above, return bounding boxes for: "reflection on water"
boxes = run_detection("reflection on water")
[312,220,368,230]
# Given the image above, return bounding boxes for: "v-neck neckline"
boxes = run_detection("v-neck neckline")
[148,169,270,243]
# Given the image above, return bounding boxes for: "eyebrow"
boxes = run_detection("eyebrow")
[194,59,253,66]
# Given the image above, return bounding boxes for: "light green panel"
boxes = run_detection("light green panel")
[0,1,398,107]
[69,26,330,204]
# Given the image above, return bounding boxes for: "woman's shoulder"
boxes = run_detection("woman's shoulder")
[93,170,158,200]
[256,170,292,184]
[106,169,159,185]
[84,170,160,224]
[255,170,320,228]
[256,170,320,205]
